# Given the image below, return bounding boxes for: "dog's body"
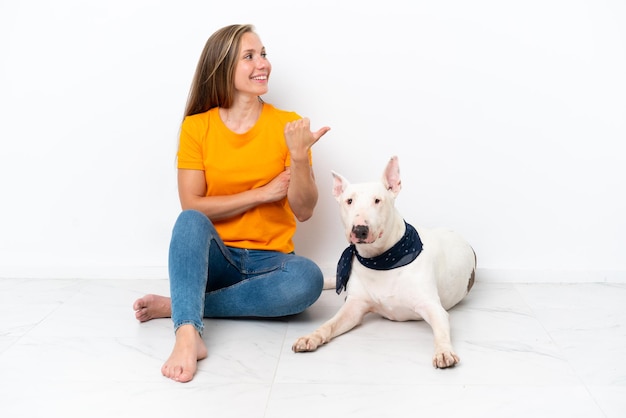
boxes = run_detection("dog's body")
[292,156,476,368]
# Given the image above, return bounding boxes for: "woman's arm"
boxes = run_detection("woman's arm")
[177,168,290,221]
[284,118,331,222]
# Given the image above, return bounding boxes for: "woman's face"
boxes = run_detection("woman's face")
[233,32,271,97]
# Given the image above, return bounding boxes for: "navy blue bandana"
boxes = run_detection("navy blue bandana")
[336,221,423,294]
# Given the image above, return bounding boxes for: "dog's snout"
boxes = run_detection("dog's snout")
[352,225,369,240]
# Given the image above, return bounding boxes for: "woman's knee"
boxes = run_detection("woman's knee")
[303,260,324,294]
[172,210,215,241]
[287,257,324,304]
[175,209,209,229]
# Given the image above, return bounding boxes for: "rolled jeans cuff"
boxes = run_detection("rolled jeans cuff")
[173,320,204,336]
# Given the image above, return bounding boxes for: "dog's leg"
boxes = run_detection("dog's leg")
[292,298,370,352]
[418,302,460,368]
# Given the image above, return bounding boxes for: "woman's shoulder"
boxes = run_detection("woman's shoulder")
[183,108,218,123]
[181,108,220,132]
[263,103,301,123]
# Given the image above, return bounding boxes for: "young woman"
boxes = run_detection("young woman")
[133,24,330,383]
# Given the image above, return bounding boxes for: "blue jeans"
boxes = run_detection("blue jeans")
[168,210,324,334]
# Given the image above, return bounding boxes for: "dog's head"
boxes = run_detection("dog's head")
[332,156,402,246]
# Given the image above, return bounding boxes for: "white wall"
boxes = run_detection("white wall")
[1,0,624,282]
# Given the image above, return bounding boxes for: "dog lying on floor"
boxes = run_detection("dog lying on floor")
[292,156,476,368]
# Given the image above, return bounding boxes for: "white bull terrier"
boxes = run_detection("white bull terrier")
[292,155,476,368]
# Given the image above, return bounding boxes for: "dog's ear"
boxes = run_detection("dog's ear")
[383,156,402,196]
[331,170,349,200]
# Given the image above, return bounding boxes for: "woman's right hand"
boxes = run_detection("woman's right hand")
[260,168,291,203]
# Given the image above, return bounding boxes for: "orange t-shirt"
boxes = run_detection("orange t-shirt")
[177,103,310,253]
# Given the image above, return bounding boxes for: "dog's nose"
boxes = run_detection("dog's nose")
[352,225,369,240]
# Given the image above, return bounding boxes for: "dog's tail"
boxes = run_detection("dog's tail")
[467,248,477,293]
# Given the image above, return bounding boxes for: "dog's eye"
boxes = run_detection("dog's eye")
[346,198,353,205]
[374,198,381,204]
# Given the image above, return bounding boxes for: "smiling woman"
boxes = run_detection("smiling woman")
[132,23,331,383]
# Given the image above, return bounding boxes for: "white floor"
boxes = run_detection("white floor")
[1,278,625,418]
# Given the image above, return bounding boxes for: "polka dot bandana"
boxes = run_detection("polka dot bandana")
[335,221,423,294]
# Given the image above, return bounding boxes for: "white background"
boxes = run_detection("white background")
[1,0,624,282]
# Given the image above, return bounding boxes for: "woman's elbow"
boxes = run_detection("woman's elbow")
[292,202,315,222]
[179,198,193,211]
[295,211,314,222]
[179,194,201,212]
[289,191,317,222]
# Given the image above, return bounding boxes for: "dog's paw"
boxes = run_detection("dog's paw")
[432,350,460,368]
[292,336,323,352]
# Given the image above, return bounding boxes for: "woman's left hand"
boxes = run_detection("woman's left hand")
[284,118,330,161]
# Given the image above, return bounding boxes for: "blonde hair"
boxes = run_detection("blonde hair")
[184,24,255,117]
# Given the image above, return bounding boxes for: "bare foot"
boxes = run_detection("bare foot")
[133,294,172,322]
[161,324,208,383]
